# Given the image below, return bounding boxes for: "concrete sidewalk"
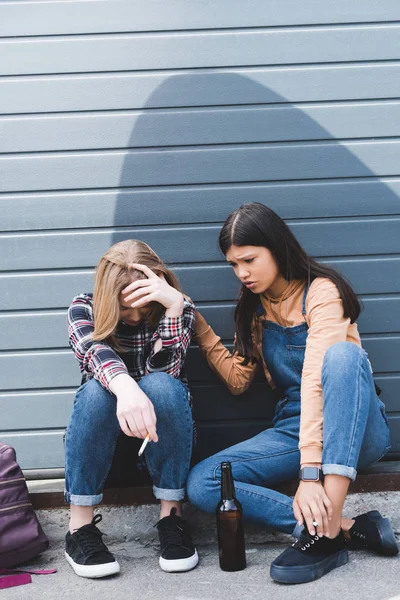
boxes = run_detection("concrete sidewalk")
[2,492,400,600]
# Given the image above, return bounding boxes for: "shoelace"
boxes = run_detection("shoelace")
[74,515,109,559]
[292,533,320,552]
[158,519,189,551]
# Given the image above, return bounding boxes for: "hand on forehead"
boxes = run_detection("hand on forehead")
[119,265,150,303]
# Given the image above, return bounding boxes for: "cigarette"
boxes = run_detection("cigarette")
[138,433,151,456]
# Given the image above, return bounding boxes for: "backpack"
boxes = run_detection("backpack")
[0,442,56,587]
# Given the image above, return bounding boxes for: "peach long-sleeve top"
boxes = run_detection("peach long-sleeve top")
[194,277,361,465]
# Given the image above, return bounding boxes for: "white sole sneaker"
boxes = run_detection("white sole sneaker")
[159,549,199,573]
[65,551,120,578]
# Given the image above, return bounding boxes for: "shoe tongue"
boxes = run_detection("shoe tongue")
[299,527,315,541]
[77,521,102,537]
[156,507,183,529]
[166,508,183,524]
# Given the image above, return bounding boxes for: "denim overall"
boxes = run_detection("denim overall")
[259,285,308,428]
[187,285,391,535]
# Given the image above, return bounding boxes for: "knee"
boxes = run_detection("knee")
[323,342,363,371]
[140,372,177,394]
[187,460,219,512]
[74,378,115,423]
[140,373,186,415]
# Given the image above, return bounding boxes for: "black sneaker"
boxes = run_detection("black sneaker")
[347,510,399,556]
[270,528,348,584]
[156,508,199,572]
[65,514,120,578]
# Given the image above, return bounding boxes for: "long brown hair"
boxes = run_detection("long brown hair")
[219,203,362,364]
[92,240,182,348]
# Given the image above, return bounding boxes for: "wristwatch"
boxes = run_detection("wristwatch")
[298,467,324,482]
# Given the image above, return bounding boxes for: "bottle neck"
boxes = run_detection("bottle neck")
[221,463,235,500]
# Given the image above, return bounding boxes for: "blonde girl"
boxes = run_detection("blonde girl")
[64,240,198,578]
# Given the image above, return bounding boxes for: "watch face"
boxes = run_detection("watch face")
[302,467,320,481]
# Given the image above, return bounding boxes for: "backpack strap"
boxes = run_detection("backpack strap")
[0,573,32,589]
[0,567,56,589]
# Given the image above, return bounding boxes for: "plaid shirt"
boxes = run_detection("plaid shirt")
[67,293,196,396]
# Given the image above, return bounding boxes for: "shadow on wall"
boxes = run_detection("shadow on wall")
[113,71,398,314]
[112,71,398,252]
[107,73,398,466]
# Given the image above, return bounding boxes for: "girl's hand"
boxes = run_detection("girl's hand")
[122,263,184,316]
[293,480,333,537]
[110,374,158,441]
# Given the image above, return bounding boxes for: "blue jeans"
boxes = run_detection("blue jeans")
[65,372,193,505]
[187,342,391,535]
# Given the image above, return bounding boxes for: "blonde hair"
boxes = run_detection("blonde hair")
[92,240,182,347]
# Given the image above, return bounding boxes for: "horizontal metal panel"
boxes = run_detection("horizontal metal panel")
[0,431,65,470]
[2,25,399,76]
[357,297,400,335]
[328,257,400,296]
[0,311,66,350]
[0,270,96,311]
[194,421,272,462]
[0,337,399,391]
[2,64,400,115]
[362,337,400,374]
[4,101,400,153]
[1,179,400,232]
[0,311,68,350]
[1,218,399,271]
[386,416,400,454]
[2,1,400,36]
[1,258,399,310]
[1,296,399,351]
[2,140,400,193]
[0,225,225,271]
[374,376,400,412]
[193,384,275,421]
[0,350,80,391]
[0,390,74,431]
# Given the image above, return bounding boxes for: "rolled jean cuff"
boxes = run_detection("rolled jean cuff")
[322,464,357,482]
[64,491,103,506]
[292,523,303,538]
[153,485,185,501]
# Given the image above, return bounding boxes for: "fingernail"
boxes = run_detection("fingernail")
[310,529,315,535]
[298,521,302,526]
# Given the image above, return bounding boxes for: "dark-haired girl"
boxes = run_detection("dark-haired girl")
[187,203,397,584]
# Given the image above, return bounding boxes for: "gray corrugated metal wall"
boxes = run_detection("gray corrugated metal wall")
[1,1,400,470]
